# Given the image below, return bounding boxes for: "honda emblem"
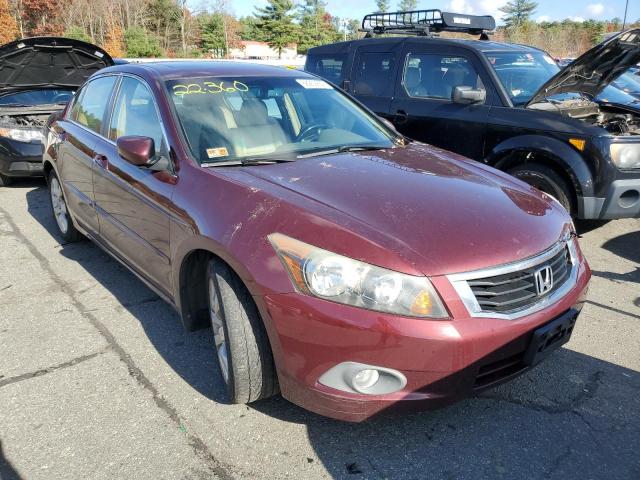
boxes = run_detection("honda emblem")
[534,266,554,295]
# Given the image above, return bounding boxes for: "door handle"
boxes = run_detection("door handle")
[394,110,409,125]
[93,154,108,170]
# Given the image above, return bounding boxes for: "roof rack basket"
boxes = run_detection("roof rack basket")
[361,9,495,37]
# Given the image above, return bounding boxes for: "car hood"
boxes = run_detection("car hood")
[242,144,570,276]
[0,37,113,94]
[527,28,640,106]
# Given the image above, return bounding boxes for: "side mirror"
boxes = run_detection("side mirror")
[452,86,486,104]
[117,135,155,166]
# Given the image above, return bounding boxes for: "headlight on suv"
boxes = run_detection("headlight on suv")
[269,233,448,318]
[610,143,640,169]
[0,127,44,143]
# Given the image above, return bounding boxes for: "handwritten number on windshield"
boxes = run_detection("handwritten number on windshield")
[172,81,249,97]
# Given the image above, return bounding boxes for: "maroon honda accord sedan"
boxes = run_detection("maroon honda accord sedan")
[43,62,590,421]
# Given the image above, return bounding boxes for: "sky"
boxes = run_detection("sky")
[219,0,640,25]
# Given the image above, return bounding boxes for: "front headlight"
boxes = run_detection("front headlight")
[610,143,640,169]
[0,127,44,143]
[269,233,448,318]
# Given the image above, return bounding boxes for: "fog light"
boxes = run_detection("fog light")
[352,369,380,392]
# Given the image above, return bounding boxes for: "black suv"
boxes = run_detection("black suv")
[305,10,640,219]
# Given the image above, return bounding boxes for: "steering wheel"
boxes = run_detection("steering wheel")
[297,124,331,143]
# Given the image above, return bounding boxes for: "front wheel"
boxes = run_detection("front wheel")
[48,171,82,242]
[507,163,574,215]
[207,259,278,403]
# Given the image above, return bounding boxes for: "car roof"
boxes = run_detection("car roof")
[97,61,307,80]
[308,37,544,55]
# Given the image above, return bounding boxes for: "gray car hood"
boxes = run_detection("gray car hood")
[0,37,113,94]
[527,29,640,105]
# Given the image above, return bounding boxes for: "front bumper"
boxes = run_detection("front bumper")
[579,178,640,219]
[259,258,590,422]
[0,139,45,178]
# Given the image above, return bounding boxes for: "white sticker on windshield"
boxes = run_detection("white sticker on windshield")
[543,55,556,65]
[296,79,332,89]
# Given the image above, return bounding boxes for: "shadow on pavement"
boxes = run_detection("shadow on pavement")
[23,185,640,480]
[0,440,23,480]
[591,229,640,285]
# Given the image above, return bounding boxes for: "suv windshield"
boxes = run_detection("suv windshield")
[166,76,396,164]
[485,51,559,105]
[0,89,75,106]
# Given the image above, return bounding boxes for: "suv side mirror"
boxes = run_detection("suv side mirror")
[452,86,486,104]
[117,136,155,166]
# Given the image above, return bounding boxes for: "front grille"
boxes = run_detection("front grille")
[468,246,572,314]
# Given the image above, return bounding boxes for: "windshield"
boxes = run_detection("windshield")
[0,89,75,106]
[485,51,560,105]
[166,76,396,164]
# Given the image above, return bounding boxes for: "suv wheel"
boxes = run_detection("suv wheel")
[508,163,574,215]
[207,259,278,403]
[48,171,82,242]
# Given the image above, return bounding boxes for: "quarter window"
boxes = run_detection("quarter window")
[70,76,117,134]
[403,54,483,101]
[354,52,396,97]
[108,77,164,156]
[305,53,347,85]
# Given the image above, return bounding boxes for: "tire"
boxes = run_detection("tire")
[207,259,278,403]
[48,170,82,242]
[507,163,574,215]
[0,174,13,187]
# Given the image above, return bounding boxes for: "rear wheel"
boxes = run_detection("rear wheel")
[48,171,82,242]
[0,174,13,187]
[507,163,574,215]
[207,259,278,403]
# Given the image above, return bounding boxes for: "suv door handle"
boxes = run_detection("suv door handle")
[93,154,108,170]
[394,110,409,125]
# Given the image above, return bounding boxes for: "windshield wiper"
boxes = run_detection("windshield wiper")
[203,156,297,167]
[296,144,389,158]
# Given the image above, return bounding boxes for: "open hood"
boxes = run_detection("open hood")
[527,29,640,106]
[0,37,113,94]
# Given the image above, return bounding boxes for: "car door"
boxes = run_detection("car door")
[350,45,402,118]
[390,43,493,160]
[56,76,118,234]
[92,75,175,294]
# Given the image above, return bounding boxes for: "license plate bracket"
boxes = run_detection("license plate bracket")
[523,310,578,366]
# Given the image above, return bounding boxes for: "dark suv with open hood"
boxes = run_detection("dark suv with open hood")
[306,10,640,220]
[0,37,113,186]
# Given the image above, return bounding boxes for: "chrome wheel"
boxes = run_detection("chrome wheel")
[209,277,229,384]
[50,177,69,234]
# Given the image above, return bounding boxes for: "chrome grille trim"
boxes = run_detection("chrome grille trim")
[447,233,578,320]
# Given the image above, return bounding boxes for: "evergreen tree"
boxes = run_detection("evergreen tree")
[499,0,538,28]
[124,27,163,57]
[375,0,390,13]
[297,0,340,53]
[254,0,299,58]
[398,0,417,12]
[64,26,90,43]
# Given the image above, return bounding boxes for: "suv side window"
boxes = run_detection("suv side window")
[306,53,347,85]
[70,76,117,133]
[354,52,395,97]
[403,53,483,101]
[108,77,165,156]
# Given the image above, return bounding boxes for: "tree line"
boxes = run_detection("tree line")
[0,0,637,59]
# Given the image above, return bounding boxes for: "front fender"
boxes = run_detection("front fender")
[485,135,594,198]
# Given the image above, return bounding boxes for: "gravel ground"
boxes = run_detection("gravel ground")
[0,179,638,480]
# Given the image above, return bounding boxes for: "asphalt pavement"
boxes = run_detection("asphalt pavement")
[0,179,638,480]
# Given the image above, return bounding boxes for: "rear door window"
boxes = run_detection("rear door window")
[354,52,396,97]
[305,54,347,85]
[70,76,117,134]
[402,53,483,101]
